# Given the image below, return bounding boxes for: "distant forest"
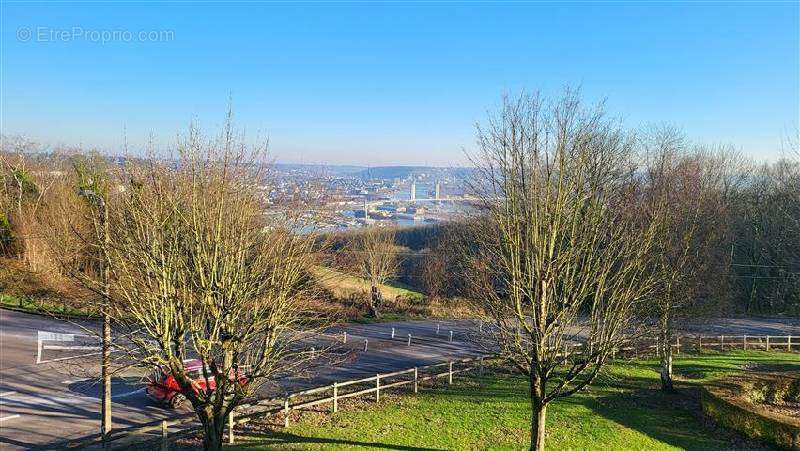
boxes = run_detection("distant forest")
[362,152,800,317]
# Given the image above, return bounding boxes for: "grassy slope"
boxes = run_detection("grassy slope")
[313,266,424,301]
[232,351,799,450]
[0,263,423,320]
[0,293,95,318]
[0,257,95,318]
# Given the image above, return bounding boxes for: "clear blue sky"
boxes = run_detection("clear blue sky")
[1,1,798,166]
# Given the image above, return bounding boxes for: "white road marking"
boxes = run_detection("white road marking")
[0,391,16,397]
[37,351,103,365]
[43,345,100,351]
[61,379,88,385]
[0,388,146,408]
[0,393,96,407]
[0,415,20,422]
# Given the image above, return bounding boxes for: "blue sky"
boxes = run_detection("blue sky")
[1,1,798,166]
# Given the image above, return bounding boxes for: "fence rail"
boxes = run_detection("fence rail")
[646,334,797,354]
[67,333,797,449]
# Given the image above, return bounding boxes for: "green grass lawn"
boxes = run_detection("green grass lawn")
[313,266,425,302]
[0,293,95,318]
[231,351,799,450]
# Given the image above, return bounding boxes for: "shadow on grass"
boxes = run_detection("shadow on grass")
[392,374,731,450]
[234,431,444,450]
[570,385,732,450]
[746,362,800,373]
[672,355,800,382]
[234,353,794,450]
[422,372,758,450]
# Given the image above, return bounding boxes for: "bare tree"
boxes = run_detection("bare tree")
[69,154,115,445]
[62,121,324,450]
[731,154,800,314]
[0,138,60,269]
[640,127,701,392]
[466,91,660,451]
[778,129,800,258]
[352,227,399,318]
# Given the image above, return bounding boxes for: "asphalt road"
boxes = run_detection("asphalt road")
[0,309,483,449]
[0,309,798,450]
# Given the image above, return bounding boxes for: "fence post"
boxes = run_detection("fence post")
[343,331,347,343]
[161,420,168,451]
[676,336,680,355]
[448,361,453,384]
[766,336,770,351]
[789,336,793,352]
[744,335,747,350]
[720,335,724,352]
[449,331,454,343]
[376,374,380,402]
[436,323,440,335]
[479,357,484,376]
[407,334,412,346]
[36,338,43,365]
[413,367,418,393]
[333,382,338,413]
[391,327,395,339]
[284,398,290,428]
[698,336,702,352]
[228,410,234,444]
[364,339,368,352]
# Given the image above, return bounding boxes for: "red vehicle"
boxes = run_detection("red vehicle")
[146,359,216,408]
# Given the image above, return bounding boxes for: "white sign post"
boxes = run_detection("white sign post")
[37,331,74,364]
[36,330,101,364]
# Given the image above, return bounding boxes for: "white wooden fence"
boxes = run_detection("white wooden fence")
[67,332,797,449]
[635,334,798,354]
[146,355,488,447]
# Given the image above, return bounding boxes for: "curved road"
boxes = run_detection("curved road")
[0,309,481,449]
[0,309,798,449]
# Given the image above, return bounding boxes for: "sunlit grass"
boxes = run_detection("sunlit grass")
[313,266,425,301]
[0,293,95,318]
[231,351,799,450]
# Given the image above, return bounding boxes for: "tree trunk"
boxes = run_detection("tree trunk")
[531,401,546,451]
[658,301,676,393]
[530,374,546,451]
[100,201,112,448]
[368,302,381,319]
[101,309,112,445]
[200,411,225,451]
[659,329,675,392]
[369,285,382,318]
[660,347,674,391]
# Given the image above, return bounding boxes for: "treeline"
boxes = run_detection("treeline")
[0,146,112,307]
[330,142,800,317]
[2,135,799,316]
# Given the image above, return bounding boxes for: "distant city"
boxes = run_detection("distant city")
[266,164,478,230]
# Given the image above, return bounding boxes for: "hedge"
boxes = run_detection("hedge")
[701,385,800,450]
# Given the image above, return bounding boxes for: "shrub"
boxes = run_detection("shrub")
[786,378,800,403]
[702,386,800,449]
[743,376,800,405]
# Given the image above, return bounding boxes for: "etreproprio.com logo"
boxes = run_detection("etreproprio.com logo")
[17,27,174,44]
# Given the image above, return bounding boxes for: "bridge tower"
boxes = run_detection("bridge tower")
[410,180,416,202]
[435,181,441,201]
